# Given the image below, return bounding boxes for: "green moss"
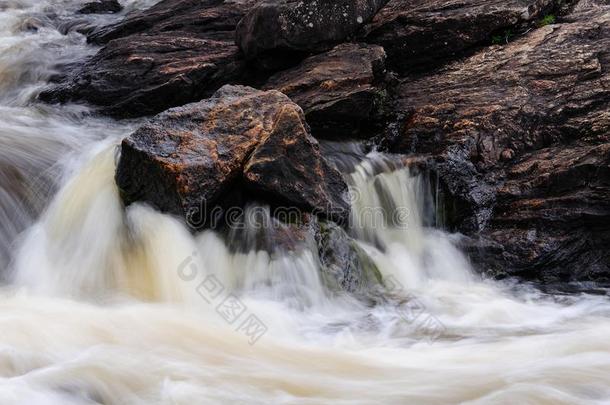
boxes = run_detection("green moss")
[538,14,556,27]
[317,219,383,294]
[491,28,514,45]
[373,88,389,117]
[350,241,383,286]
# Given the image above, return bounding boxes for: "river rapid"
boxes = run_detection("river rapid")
[1,1,610,404]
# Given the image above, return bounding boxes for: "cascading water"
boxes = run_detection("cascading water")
[2,1,610,404]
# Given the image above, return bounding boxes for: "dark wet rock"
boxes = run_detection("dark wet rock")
[235,0,389,70]
[488,143,610,283]
[243,107,350,220]
[40,0,259,117]
[116,85,350,227]
[263,43,387,139]
[380,6,610,283]
[316,220,383,293]
[224,207,318,254]
[77,0,122,14]
[40,35,245,118]
[362,0,559,73]
[87,0,257,44]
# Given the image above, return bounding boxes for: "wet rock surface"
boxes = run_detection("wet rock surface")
[77,0,122,14]
[87,0,257,44]
[382,5,610,283]
[488,143,610,283]
[115,85,350,226]
[243,107,350,220]
[40,0,258,117]
[41,35,245,117]
[236,0,389,69]
[362,0,560,73]
[264,43,387,138]
[316,220,383,293]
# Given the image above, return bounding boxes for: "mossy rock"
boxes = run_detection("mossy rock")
[316,220,383,294]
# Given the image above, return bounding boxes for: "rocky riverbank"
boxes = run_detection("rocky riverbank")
[40,0,610,286]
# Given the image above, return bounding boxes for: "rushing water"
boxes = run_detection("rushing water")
[1,1,610,404]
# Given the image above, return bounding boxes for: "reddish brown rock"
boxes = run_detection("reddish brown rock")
[115,85,350,227]
[488,143,610,282]
[40,0,258,117]
[263,43,387,138]
[235,0,389,69]
[41,35,244,117]
[362,0,559,73]
[243,106,349,218]
[88,0,257,44]
[380,5,610,283]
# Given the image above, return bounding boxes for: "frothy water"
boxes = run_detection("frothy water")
[1,1,610,404]
[0,0,146,273]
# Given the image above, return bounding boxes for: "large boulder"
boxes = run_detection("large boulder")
[263,43,387,139]
[40,0,258,117]
[379,5,610,283]
[116,85,350,227]
[362,0,559,73]
[235,0,389,69]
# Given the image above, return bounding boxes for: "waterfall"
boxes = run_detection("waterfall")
[345,150,473,289]
[12,139,470,308]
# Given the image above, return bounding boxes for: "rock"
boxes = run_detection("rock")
[115,85,350,227]
[40,0,259,117]
[235,0,389,69]
[362,0,559,73]
[316,220,383,293]
[573,0,610,12]
[224,207,318,254]
[88,0,257,44]
[263,43,387,138]
[77,0,122,14]
[40,35,245,118]
[380,5,610,283]
[489,143,610,283]
[243,107,350,220]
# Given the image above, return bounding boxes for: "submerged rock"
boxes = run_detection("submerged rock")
[115,85,350,227]
[235,0,389,69]
[363,0,559,72]
[40,0,258,117]
[380,5,610,283]
[77,0,122,14]
[264,43,387,139]
[316,220,383,293]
